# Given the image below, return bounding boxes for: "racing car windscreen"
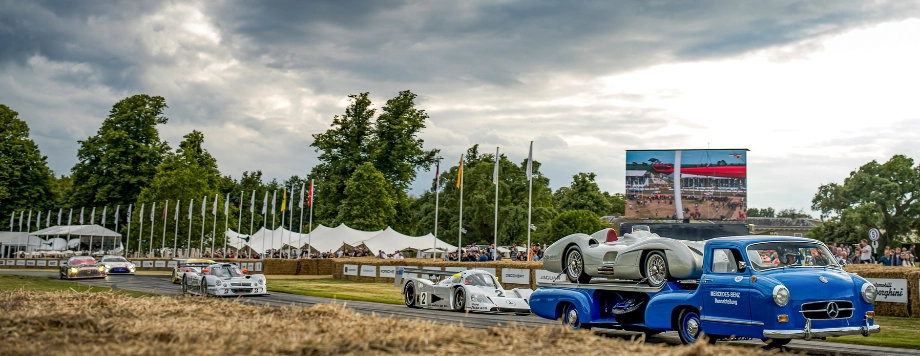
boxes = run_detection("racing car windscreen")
[212,265,244,278]
[746,242,838,271]
[464,274,500,288]
[102,256,128,262]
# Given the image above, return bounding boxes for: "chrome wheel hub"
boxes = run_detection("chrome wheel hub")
[686,318,700,338]
[567,251,583,277]
[567,309,578,326]
[647,255,666,285]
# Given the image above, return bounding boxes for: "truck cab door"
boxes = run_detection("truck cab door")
[701,248,756,337]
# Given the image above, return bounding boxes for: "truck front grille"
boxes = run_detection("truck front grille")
[800,300,853,320]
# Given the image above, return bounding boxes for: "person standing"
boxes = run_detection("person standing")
[859,240,872,264]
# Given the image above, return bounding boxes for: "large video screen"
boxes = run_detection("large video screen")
[625,149,748,220]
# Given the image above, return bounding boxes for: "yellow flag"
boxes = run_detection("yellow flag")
[281,189,287,211]
[456,154,464,188]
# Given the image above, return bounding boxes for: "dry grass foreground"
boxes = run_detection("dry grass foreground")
[0,290,781,356]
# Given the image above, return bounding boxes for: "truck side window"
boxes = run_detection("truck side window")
[711,248,738,273]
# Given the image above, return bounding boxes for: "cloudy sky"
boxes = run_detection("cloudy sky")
[3,1,919,215]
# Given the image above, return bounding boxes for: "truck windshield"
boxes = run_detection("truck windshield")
[746,242,838,271]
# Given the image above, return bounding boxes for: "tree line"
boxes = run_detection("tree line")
[0,93,627,254]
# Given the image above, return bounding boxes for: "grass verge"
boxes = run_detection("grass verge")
[267,278,403,305]
[0,274,156,297]
[820,316,920,349]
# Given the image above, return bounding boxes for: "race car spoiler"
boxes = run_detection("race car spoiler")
[393,267,456,287]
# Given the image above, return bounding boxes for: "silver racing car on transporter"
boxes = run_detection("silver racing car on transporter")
[542,228,705,286]
[396,268,533,314]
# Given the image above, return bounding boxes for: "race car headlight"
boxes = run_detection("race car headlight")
[259,278,265,285]
[70,267,78,274]
[470,294,478,302]
[773,285,790,307]
[862,283,877,303]
[98,266,106,272]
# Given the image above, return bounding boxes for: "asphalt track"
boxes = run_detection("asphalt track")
[2,270,918,356]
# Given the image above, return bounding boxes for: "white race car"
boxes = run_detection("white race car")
[99,255,136,275]
[396,268,533,314]
[181,263,268,297]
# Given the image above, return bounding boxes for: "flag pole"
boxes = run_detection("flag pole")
[526,141,533,261]
[458,154,464,260]
[288,184,294,258]
[88,208,93,256]
[493,147,499,261]
[187,199,194,258]
[224,193,230,255]
[307,180,314,259]
[281,188,287,258]
[237,192,243,257]
[200,196,206,258]
[173,200,180,258]
[161,200,168,257]
[211,194,217,256]
[149,202,155,257]
[250,190,256,258]
[433,157,441,261]
[122,207,127,257]
[138,204,144,258]
[298,182,305,259]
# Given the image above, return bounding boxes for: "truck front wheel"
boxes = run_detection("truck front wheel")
[561,303,590,330]
[677,309,715,344]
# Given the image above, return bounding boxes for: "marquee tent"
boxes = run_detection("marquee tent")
[359,227,456,254]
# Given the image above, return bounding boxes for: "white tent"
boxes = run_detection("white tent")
[306,224,382,253]
[359,227,457,254]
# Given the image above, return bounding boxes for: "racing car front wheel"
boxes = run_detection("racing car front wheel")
[453,288,466,311]
[643,251,669,288]
[564,245,592,284]
[404,282,418,308]
[199,279,208,297]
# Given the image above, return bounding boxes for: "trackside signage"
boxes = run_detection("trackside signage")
[502,268,529,284]
[866,278,908,303]
[535,269,564,283]
[360,265,377,277]
[343,264,358,276]
[379,266,396,278]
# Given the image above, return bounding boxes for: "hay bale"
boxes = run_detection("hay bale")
[0,290,777,356]
[844,264,914,317]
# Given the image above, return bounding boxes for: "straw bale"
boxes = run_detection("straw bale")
[0,290,775,356]
[260,259,299,275]
[843,265,915,317]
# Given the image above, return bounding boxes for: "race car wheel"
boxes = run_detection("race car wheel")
[181,276,189,293]
[643,251,669,288]
[761,338,791,347]
[564,245,592,284]
[453,288,466,311]
[677,309,716,344]
[561,303,588,330]
[404,282,418,308]
[199,279,208,297]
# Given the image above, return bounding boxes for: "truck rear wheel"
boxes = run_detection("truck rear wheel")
[762,338,791,347]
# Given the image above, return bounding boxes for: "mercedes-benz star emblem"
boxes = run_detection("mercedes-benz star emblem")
[819,276,828,284]
[506,300,515,305]
[826,302,839,318]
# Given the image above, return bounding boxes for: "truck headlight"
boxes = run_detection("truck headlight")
[773,285,790,307]
[861,283,877,303]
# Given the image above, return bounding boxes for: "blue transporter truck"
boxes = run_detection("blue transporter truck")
[529,230,880,346]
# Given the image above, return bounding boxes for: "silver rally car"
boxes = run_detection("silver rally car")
[396,268,533,314]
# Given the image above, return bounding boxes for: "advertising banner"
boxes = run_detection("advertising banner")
[360,265,377,277]
[36,260,46,267]
[535,269,564,283]
[379,266,397,278]
[343,264,358,276]
[0,260,4,266]
[167,261,178,268]
[625,149,748,220]
[142,261,154,267]
[254,262,262,272]
[48,260,58,267]
[866,278,908,303]
[502,268,530,284]
[25,260,35,266]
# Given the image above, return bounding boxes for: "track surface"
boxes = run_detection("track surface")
[3,270,918,356]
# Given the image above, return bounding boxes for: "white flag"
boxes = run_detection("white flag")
[36,211,41,228]
[288,186,294,211]
[526,141,533,181]
[90,207,95,225]
[114,205,119,224]
[9,211,14,230]
[139,204,144,224]
[150,202,156,222]
[175,200,180,221]
[27,210,31,230]
[58,208,62,226]
[18,211,23,229]
[45,210,50,227]
[126,205,132,223]
[68,209,73,225]
[224,193,230,215]
[201,196,207,217]
[250,190,256,213]
[492,147,500,184]
[262,191,268,214]
[188,199,194,220]
[299,183,305,208]
[102,206,107,225]
[212,194,218,215]
[79,207,84,225]
[271,190,277,213]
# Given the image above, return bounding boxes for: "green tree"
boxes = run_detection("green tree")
[549,210,604,239]
[807,217,862,245]
[777,208,811,219]
[309,91,437,230]
[70,94,170,207]
[556,172,612,217]
[811,155,920,252]
[603,192,626,216]
[337,162,395,230]
[131,130,224,255]
[0,104,56,224]
[746,207,775,218]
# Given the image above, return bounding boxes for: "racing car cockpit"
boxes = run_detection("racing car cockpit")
[208,264,244,278]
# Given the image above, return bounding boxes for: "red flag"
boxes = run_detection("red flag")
[308,180,314,206]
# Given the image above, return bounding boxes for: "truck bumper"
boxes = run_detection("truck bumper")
[763,318,880,340]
